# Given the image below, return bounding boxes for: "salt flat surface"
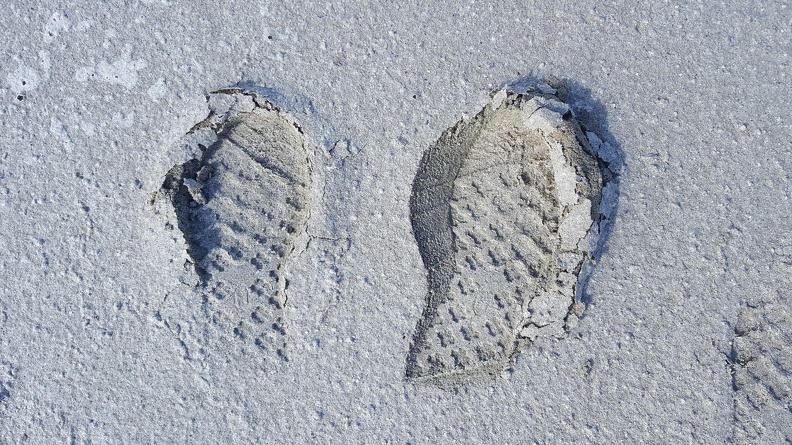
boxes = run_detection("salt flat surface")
[0,2,790,443]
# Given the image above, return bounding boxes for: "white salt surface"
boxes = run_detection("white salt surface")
[1,2,790,443]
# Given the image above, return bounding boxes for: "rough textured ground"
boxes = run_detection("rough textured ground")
[0,1,790,443]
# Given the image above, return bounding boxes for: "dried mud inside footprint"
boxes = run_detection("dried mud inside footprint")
[407,86,608,380]
[160,90,311,361]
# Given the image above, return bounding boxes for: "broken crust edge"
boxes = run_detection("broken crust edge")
[406,85,609,382]
[189,87,309,140]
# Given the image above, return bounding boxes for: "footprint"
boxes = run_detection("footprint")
[731,289,792,443]
[406,82,608,379]
[158,88,311,361]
